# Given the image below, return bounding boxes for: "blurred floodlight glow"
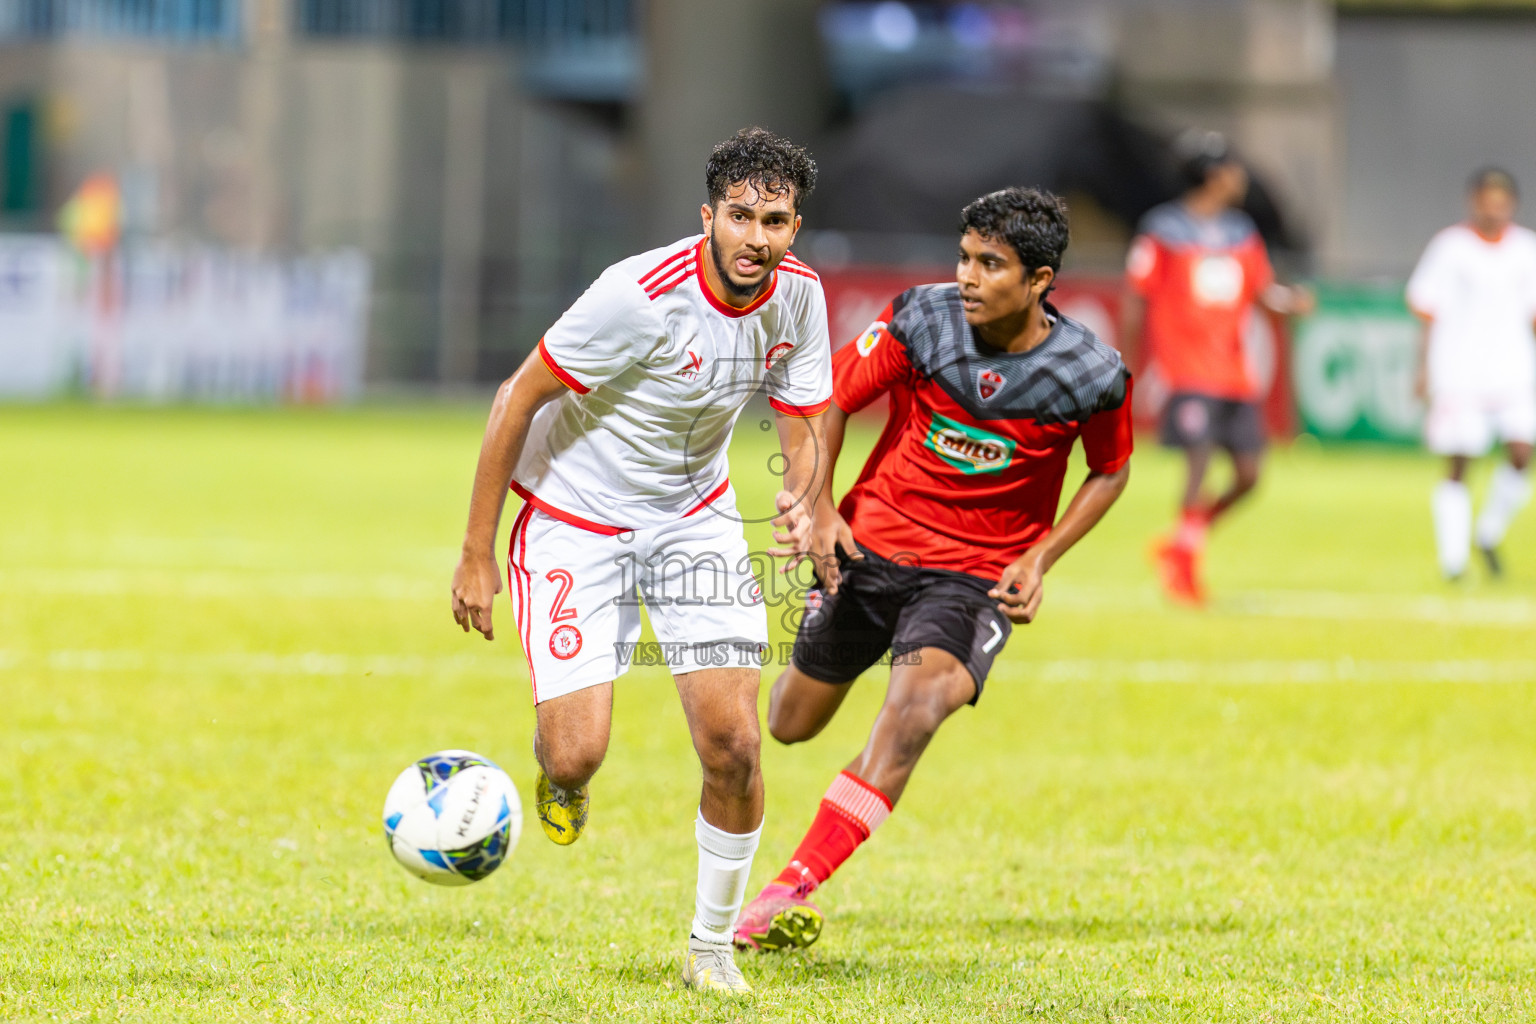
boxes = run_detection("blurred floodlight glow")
[871,1,919,51]
[947,4,992,50]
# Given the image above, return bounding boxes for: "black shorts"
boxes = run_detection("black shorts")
[789,546,1012,703]
[1158,392,1266,453]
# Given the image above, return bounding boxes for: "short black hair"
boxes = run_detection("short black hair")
[959,187,1071,278]
[1175,128,1237,187]
[705,127,818,211]
[1469,166,1519,199]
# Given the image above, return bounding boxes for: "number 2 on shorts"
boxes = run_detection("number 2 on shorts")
[546,569,578,623]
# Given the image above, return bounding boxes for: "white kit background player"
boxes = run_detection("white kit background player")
[1408,168,1536,580]
[449,128,832,993]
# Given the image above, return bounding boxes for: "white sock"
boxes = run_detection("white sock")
[1432,480,1473,578]
[691,812,761,945]
[1475,463,1532,550]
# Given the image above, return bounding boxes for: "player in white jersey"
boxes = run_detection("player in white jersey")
[1408,168,1536,580]
[449,128,834,993]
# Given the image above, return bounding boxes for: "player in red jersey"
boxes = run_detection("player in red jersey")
[1123,130,1311,604]
[732,188,1134,951]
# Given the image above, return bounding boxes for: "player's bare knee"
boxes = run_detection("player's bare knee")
[698,727,761,787]
[891,661,972,723]
[898,698,948,746]
[765,714,799,745]
[544,753,603,791]
[766,703,815,745]
[540,739,607,790]
[1232,462,1261,495]
[765,668,836,744]
[879,690,959,765]
[764,678,797,742]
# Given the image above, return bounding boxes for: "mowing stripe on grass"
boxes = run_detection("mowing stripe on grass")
[1052,583,1536,627]
[5,648,1534,684]
[1025,658,1536,685]
[0,568,439,601]
[7,569,1533,627]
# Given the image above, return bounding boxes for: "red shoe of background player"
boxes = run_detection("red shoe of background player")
[1154,539,1207,607]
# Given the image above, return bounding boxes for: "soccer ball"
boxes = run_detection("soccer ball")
[382,750,522,886]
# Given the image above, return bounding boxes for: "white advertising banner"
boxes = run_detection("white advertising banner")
[0,236,72,398]
[0,237,370,402]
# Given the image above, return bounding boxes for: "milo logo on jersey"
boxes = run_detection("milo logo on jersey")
[922,413,1016,475]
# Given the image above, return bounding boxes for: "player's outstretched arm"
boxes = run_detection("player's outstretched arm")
[767,409,839,586]
[990,463,1131,624]
[1261,282,1316,317]
[1118,288,1144,366]
[807,403,863,592]
[450,352,569,640]
[1412,312,1433,401]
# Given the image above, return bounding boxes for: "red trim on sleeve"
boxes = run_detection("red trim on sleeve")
[769,396,832,418]
[695,239,778,318]
[682,477,731,517]
[510,482,629,535]
[538,338,591,395]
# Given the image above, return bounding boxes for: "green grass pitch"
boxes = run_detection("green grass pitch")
[3,401,1535,1022]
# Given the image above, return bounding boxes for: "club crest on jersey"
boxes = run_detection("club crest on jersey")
[856,321,887,357]
[549,625,583,660]
[977,368,1006,401]
[922,412,1016,475]
[764,341,795,370]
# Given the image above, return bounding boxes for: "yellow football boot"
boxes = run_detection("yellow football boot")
[534,766,589,846]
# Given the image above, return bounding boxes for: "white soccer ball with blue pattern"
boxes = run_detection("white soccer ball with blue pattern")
[383,750,522,886]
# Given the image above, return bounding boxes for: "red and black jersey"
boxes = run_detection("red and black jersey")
[1126,203,1273,400]
[835,283,1133,580]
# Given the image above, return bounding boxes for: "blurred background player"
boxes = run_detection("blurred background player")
[1407,168,1536,580]
[733,188,1133,952]
[449,128,832,993]
[1123,130,1312,605]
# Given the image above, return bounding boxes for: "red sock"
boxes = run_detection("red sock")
[1172,506,1211,553]
[774,771,893,893]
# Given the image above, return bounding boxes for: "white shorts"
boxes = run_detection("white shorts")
[505,491,769,704]
[1424,393,1536,456]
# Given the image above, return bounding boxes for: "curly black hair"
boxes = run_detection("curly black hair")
[959,187,1071,277]
[705,127,818,211]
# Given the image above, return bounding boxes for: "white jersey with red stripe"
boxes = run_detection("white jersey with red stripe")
[512,234,833,533]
